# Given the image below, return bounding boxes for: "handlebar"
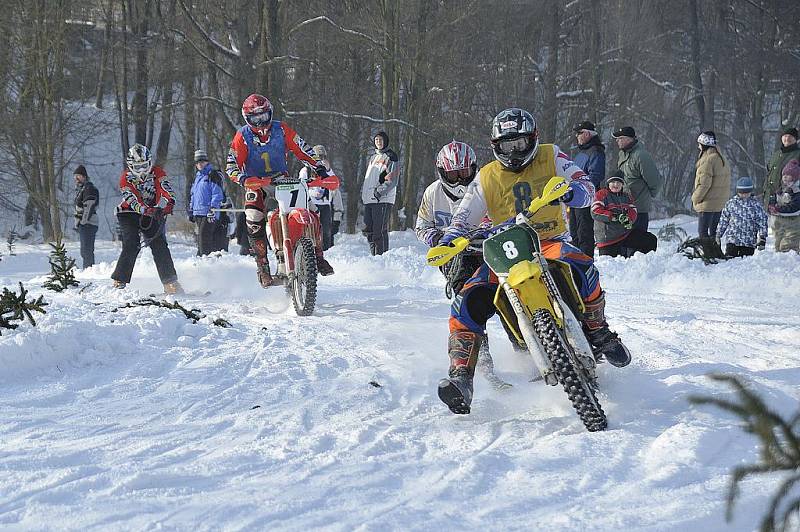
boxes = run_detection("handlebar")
[426,176,569,267]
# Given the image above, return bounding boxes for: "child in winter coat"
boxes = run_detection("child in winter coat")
[591,172,657,257]
[717,177,768,257]
[768,159,800,252]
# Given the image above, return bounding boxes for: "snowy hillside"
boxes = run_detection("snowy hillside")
[1,229,799,530]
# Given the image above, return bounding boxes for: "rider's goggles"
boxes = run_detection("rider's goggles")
[495,136,530,154]
[443,167,472,183]
[246,110,273,128]
[129,161,151,176]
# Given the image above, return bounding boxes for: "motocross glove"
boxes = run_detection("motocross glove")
[315,164,329,178]
[548,185,574,206]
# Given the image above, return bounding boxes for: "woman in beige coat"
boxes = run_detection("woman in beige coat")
[692,131,731,238]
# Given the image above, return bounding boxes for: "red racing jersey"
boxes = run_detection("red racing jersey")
[117,165,176,215]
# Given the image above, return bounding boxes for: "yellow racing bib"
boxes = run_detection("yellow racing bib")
[479,144,567,239]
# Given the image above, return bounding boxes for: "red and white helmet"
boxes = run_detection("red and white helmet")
[436,140,477,198]
[241,93,273,136]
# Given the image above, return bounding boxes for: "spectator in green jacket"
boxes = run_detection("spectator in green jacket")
[612,126,663,231]
[763,126,800,208]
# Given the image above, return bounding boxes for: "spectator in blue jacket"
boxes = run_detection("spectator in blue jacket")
[570,120,606,256]
[189,149,225,256]
[717,177,768,257]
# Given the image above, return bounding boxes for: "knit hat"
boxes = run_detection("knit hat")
[73,164,88,177]
[697,131,716,147]
[611,126,636,139]
[782,159,800,181]
[193,149,209,163]
[735,176,754,193]
[573,120,596,133]
[781,126,799,139]
[607,169,625,184]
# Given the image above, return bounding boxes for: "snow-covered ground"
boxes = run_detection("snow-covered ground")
[1,227,799,531]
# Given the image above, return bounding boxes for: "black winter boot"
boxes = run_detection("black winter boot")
[317,256,334,276]
[583,291,631,368]
[438,331,481,414]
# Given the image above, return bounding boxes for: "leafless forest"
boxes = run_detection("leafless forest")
[0,0,798,241]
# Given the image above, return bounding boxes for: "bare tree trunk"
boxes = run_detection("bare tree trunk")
[589,0,602,125]
[264,0,283,114]
[541,0,560,138]
[94,0,113,109]
[112,0,130,156]
[689,0,707,129]
[154,1,177,166]
[183,74,196,205]
[130,0,151,145]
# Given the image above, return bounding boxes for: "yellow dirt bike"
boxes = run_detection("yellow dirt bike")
[427,177,607,431]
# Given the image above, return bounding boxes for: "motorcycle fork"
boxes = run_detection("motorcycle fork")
[277,212,295,274]
[494,254,561,385]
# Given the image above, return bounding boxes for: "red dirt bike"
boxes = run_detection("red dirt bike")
[245,167,338,316]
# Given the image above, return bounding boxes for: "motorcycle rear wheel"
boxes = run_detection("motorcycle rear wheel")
[532,308,607,431]
[288,237,318,316]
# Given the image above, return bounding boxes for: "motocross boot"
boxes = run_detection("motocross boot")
[163,280,184,295]
[250,238,273,288]
[438,331,481,414]
[317,255,334,276]
[583,291,631,367]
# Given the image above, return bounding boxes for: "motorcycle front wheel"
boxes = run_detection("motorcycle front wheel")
[532,308,607,431]
[288,237,318,316]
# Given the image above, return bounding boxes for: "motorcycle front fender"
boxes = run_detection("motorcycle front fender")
[497,281,556,383]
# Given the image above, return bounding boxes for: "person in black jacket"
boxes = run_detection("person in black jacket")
[570,121,606,256]
[73,164,100,268]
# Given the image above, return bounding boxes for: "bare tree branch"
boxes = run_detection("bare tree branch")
[176,0,240,59]
[283,108,430,136]
[286,16,386,50]
[171,27,235,78]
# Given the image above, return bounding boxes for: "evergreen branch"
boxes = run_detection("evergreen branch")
[0,282,48,334]
[727,463,779,521]
[766,472,800,531]
[690,374,800,528]
[115,298,230,327]
[778,494,800,532]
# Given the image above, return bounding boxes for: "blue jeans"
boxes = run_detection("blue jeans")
[78,224,98,268]
[697,211,721,238]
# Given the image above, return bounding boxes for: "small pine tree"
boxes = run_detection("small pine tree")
[42,241,79,292]
[690,374,800,531]
[657,223,688,243]
[6,226,17,256]
[0,282,47,334]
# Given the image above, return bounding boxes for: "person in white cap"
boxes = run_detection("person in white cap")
[691,130,731,239]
